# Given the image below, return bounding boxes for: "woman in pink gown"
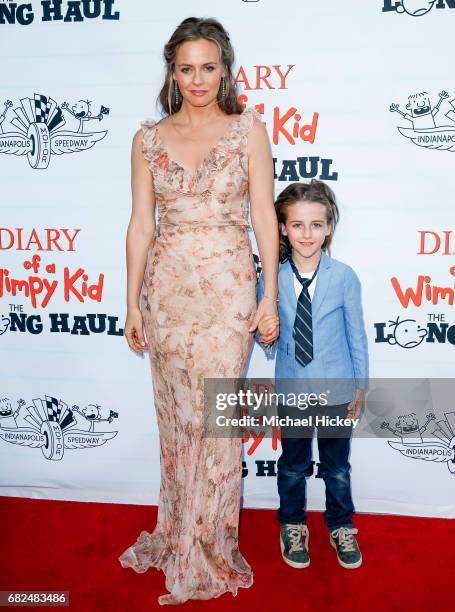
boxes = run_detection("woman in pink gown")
[119,17,279,605]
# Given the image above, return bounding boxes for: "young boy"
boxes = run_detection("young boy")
[256,180,369,569]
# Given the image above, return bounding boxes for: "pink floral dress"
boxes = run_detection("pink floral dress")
[118,108,262,605]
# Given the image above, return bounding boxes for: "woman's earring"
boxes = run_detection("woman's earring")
[174,80,180,105]
[221,76,226,99]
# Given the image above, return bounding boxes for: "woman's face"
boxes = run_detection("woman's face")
[173,38,225,107]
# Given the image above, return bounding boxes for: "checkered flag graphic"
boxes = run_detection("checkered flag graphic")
[45,396,61,422]
[45,97,51,121]
[34,94,49,123]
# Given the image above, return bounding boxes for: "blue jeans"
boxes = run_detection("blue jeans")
[276,402,355,531]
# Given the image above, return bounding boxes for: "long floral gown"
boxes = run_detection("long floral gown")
[118,107,262,605]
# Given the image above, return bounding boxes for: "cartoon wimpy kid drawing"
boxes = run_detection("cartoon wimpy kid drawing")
[387,316,428,348]
[72,403,118,432]
[0,100,13,134]
[381,412,436,443]
[390,90,449,129]
[61,99,108,133]
[395,0,437,17]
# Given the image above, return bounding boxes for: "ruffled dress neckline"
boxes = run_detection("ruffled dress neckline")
[152,114,241,179]
[140,108,260,194]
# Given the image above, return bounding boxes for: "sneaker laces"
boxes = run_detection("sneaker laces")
[286,524,309,554]
[331,527,358,553]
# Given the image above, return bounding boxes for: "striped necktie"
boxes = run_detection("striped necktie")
[289,257,320,367]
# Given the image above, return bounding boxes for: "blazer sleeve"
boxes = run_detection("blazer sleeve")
[343,266,369,392]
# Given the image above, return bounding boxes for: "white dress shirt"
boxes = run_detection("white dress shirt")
[293,269,317,301]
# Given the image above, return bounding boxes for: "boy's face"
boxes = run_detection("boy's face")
[281,200,331,262]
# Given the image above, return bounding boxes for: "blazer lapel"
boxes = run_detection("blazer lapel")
[311,250,332,318]
[283,259,297,313]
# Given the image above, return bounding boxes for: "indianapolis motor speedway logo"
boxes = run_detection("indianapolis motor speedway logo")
[390,89,455,151]
[0,93,109,169]
[381,411,455,475]
[0,395,118,460]
[382,0,454,16]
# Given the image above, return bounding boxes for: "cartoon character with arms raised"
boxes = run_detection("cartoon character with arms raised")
[390,90,449,129]
[61,99,108,133]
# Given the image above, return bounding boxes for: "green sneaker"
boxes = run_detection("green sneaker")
[279,523,310,568]
[330,527,362,569]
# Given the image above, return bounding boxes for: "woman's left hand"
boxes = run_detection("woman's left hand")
[248,297,279,343]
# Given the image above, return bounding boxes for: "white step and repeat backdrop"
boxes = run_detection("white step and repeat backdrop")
[1,1,455,517]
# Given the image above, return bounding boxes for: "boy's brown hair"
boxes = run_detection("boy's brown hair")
[275,180,340,262]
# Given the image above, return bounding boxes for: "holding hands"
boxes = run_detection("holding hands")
[248,295,280,347]
[257,313,280,347]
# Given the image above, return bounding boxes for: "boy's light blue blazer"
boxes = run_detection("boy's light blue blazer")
[256,250,369,405]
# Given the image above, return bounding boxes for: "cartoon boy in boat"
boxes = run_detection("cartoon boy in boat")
[390,90,449,129]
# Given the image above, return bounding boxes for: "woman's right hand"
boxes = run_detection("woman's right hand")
[124,306,148,355]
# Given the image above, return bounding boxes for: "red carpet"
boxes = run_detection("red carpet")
[1,496,452,611]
